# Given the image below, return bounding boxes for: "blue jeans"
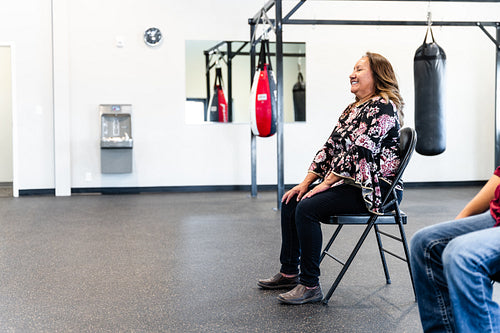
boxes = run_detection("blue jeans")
[279,184,369,287]
[410,211,500,332]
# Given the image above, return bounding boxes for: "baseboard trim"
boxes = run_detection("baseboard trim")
[18,189,56,196]
[17,180,487,196]
[403,180,486,188]
[70,185,263,195]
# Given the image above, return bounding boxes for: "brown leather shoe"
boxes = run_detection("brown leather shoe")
[277,284,323,305]
[257,273,299,290]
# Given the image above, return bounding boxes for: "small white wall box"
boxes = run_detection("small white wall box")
[100,104,133,173]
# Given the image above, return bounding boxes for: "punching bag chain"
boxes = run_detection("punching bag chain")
[251,9,276,46]
[424,10,435,44]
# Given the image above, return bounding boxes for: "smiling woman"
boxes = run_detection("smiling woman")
[258,52,405,305]
[350,56,375,103]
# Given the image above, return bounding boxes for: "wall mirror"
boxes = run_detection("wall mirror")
[185,40,306,124]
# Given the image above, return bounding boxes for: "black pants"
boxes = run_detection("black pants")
[279,184,369,287]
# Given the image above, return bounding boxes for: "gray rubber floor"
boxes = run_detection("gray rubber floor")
[0,186,495,332]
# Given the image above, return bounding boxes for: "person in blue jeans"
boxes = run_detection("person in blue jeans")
[410,167,500,332]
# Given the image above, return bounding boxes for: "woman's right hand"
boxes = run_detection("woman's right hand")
[282,183,309,204]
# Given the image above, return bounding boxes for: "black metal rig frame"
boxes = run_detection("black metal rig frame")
[249,0,500,209]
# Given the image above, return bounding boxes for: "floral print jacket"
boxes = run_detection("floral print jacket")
[308,96,401,214]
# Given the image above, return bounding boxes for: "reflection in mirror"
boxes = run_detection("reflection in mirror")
[185,40,306,124]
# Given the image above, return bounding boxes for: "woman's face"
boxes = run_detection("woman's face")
[350,57,375,100]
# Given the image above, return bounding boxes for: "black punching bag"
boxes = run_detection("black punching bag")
[414,27,446,156]
[293,71,306,121]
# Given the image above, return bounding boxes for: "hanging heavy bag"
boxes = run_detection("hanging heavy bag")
[250,39,277,137]
[414,27,446,155]
[217,85,228,122]
[293,71,306,121]
[207,67,229,122]
[207,88,219,122]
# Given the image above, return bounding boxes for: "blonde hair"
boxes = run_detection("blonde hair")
[364,52,404,126]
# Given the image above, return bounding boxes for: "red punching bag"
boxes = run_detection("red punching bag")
[207,67,229,122]
[217,85,228,123]
[250,39,277,137]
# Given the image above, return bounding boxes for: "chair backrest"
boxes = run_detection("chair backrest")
[380,127,417,210]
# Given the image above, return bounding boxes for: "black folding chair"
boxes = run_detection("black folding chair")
[319,127,417,305]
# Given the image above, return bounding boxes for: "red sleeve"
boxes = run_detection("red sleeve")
[494,167,500,177]
[490,167,500,227]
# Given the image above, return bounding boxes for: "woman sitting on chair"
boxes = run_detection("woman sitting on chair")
[258,52,404,305]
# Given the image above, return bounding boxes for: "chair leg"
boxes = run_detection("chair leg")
[396,218,417,300]
[322,218,377,305]
[374,224,391,284]
[320,225,343,263]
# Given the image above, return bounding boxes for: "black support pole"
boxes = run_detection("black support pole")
[276,0,284,209]
[250,23,258,198]
[284,19,498,27]
[205,53,210,122]
[227,42,233,122]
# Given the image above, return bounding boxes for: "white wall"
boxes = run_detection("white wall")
[0,1,54,193]
[0,46,12,183]
[1,1,499,193]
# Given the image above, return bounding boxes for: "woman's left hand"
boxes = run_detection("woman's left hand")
[301,182,331,200]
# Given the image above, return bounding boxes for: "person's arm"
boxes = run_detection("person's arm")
[455,174,500,219]
[282,172,319,204]
[301,172,342,200]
